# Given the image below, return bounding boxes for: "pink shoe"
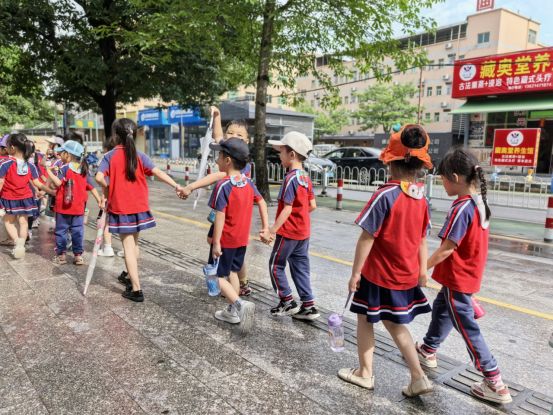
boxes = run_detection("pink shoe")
[472,295,486,319]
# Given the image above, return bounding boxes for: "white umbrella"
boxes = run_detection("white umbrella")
[83,204,108,295]
[193,109,215,209]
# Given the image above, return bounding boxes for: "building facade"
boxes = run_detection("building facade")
[296,8,545,167]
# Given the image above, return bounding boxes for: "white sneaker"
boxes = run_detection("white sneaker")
[237,301,256,334]
[471,380,512,404]
[416,342,438,368]
[215,305,240,324]
[98,247,115,257]
[117,250,125,257]
[40,205,46,213]
[32,219,39,228]
[13,238,25,259]
[28,230,33,239]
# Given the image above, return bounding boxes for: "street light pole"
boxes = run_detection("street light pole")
[417,66,423,124]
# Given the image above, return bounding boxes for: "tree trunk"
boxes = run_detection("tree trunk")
[253,0,275,202]
[99,90,117,142]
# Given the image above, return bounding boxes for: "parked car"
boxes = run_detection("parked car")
[321,147,385,184]
[313,144,339,157]
[266,145,335,184]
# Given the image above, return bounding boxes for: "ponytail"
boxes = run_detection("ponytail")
[34,152,39,169]
[112,118,138,182]
[476,166,491,221]
[23,140,33,162]
[79,155,89,178]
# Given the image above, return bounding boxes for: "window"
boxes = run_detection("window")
[445,84,452,95]
[324,150,346,159]
[267,95,272,104]
[344,96,349,104]
[447,54,456,65]
[438,59,444,69]
[245,92,255,101]
[425,113,431,120]
[434,112,440,122]
[227,90,238,100]
[411,67,417,73]
[349,118,354,126]
[442,110,451,123]
[459,55,465,60]
[301,90,306,97]
[436,86,442,96]
[340,75,344,83]
[353,71,358,81]
[311,80,315,88]
[427,87,433,97]
[334,74,338,84]
[357,117,361,124]
[316,98,320,107]
[350,94,356,104]
[528,29,537,45]
[477,32,490,44]
[278,96,286,105]
[429,60,435,70]
[310,100,314,107]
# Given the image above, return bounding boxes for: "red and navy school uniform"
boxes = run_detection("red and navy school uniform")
[0,159,39,215]
[268,169,315,306]
[98,146,156,233]
[206,162,251,240]
[421,195,501,382]
[30,154,45,220]
[207,173,262,277]
[97,175,109,221]
[47,157,64,212]
[54,164,95,255]
[0,155,15,207]
[350,181,432,324]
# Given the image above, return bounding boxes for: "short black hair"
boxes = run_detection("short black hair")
[104,136,116,152]
[284,145,306,162]
[401,126,427,149]
[222,151,247,171]
[64,132,83,144]
[225,119,249,137]
[389,157,425,177]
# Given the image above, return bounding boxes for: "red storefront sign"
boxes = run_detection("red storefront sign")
[476,0,494,12]
[491,128,540,167]
[452,47,553,98]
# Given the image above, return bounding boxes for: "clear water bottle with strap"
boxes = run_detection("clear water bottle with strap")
[203,258,221,296]
[64,179,74,203]
[328,291,353,352]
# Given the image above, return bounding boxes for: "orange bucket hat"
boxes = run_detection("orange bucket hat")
[379,124,433,169]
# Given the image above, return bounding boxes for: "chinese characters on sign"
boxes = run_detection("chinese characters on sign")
[477,0,494,12]
[491,129,540,167]
[453,48,553,98]
[75,119,96,128]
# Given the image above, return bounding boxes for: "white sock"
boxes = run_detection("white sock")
[229,304,237,314]
[104,244,112,250]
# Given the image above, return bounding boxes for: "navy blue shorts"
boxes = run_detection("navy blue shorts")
[208,245,247,277]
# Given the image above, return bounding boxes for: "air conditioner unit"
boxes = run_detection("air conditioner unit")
[440,101,448,107]
[442,74,450,81]
[393,81,399,86]
[445,43,452,49]
[421,78,425,83]
[314,92,319,96]
[348,130,354,135]
[351,87,356,92]
[278,105,283,109]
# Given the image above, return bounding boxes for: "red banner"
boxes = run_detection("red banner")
[452,48,553,98]
[477,0,494,12]
[491,128,540,167]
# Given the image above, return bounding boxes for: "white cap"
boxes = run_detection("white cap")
[268,131,313,159]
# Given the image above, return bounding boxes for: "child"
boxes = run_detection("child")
[26,141,46,237]
[207,137,269,334]
[416,147,512,404]
[0,135,9,162]
[96,118,183,301]
[64,131,84,145]
[42,136,65,232]
[337,125,434,397]
[179,107,253,296]
[0,134,44,258]
[260,132,318,320]
[97,136,122,257]
[46,140,101,265]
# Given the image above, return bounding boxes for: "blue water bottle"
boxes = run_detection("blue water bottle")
[203,258,221,296]
[207,209,216,224]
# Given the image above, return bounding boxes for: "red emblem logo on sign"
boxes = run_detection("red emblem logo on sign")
[477,0,494,11]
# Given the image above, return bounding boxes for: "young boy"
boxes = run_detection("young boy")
[260,132,319,320]
[208,137,270,334]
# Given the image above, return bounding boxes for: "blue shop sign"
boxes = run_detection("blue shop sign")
[138,108,170,126]
[167,106,205,126]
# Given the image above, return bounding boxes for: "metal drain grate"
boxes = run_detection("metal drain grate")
[85,221,553,412]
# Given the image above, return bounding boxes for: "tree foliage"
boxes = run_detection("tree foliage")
[0,0,244,137]
[354,83,429,134]
[295,103,349,140]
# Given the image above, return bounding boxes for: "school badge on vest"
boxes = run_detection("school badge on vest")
[16,161,28,176]
[400,182,424,200]
[296,170,309,188]
[230,174,247,188]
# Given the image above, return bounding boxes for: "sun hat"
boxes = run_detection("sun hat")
[268,131,313,159]
[379,124,433,169]
[54,140,85,158]
[45,136,65,146]
[0,135,8,147]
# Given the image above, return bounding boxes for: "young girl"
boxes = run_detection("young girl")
[97,136,123,257]
[42,136,64,232]
[27,141,46,237]
[416,147,512,404]
[0,134,44,258]
[47,140,101,265]
[96,118,183,302]
[179,107,253,296]
[338,125,434,397]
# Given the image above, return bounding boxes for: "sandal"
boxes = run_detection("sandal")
[73,256,84,266]
[338,368,375,390]
[402,375,434,397]
[0,239,15,246]
[12,238,25,259]
[54,255,67,265]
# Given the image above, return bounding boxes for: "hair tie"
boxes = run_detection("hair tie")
[405,149,411,163]
[474,165,480,171]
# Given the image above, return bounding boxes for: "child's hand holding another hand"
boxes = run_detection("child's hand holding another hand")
[418,273,429,288]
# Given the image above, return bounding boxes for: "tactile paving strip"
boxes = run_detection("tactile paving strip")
[86,221,553,413]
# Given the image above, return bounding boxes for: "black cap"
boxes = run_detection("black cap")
[209,137,249,162]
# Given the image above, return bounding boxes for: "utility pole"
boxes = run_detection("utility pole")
[417,66,423,124]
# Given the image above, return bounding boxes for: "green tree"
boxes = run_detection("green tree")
[114,0,441,199]
[0,46,54,134]
[354,83,428,134]
[295,103,349,141]
[0,0,243,138]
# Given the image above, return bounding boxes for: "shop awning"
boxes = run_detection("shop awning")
[450,95,553,114]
